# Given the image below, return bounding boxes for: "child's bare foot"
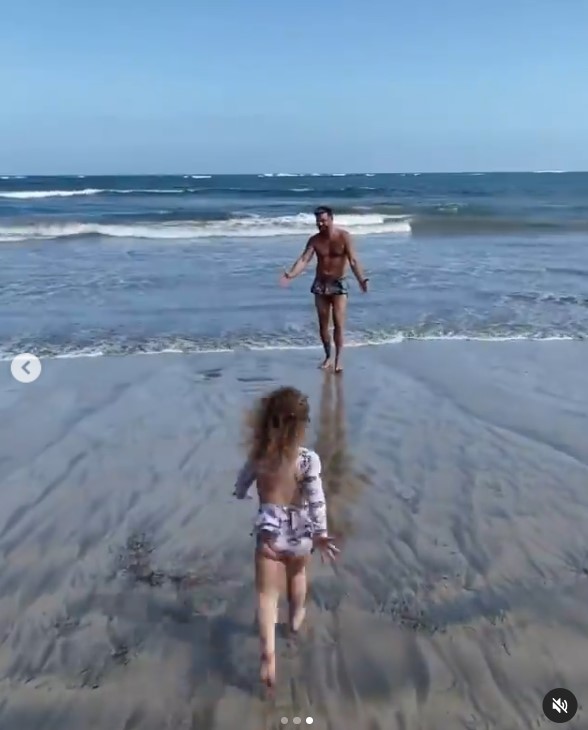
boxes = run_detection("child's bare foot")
[319,357,333,370]
[260,652,276,689]
[290,606,306,634]
[334,359,343,373]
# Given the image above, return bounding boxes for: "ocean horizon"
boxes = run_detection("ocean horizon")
[2,169,587,175]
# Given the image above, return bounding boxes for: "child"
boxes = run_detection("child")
[233,386,339,689]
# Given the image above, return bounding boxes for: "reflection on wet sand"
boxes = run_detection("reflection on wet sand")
[313,374,369,546]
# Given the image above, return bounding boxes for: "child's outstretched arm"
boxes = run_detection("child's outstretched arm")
[301,451,328,536]
[301,451,339,560]
[233,459,255,499]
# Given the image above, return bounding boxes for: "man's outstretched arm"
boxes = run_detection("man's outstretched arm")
[281,239,315,283]
[344,232,368,291]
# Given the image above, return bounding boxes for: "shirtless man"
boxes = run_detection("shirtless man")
[280,206,368,373]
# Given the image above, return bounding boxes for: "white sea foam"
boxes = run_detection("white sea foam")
[258,173,302,178]
[0,212,412,242]
[0,333,576,362]
[0,188,103,199]
[0,187,218,199]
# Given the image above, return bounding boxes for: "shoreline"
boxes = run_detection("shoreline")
[0,332,582,363]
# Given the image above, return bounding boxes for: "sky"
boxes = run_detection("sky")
[1,0,588,174]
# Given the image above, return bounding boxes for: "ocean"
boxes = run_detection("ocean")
[1,172,587,359]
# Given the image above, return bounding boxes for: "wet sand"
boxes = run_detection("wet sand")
[0,341,587,730]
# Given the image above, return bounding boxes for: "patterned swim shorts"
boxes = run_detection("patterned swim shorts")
[310,277,348,296]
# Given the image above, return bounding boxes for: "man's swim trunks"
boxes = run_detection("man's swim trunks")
[310,277,348,296]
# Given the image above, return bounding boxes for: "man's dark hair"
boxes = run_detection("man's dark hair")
[314,205,333,218]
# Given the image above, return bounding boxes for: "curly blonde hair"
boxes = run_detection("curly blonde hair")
[245,386,310,464]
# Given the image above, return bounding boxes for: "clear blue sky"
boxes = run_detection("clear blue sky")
[2,0,587,174]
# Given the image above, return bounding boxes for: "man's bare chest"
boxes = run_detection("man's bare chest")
[313,238,346,259]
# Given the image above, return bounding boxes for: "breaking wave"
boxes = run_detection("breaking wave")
[0,212,412,242]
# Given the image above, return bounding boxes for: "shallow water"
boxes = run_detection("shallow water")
[1,172,587,358]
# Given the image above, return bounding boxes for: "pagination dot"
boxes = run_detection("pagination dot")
[279,715,314,725]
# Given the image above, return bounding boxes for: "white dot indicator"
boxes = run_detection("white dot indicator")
[279,716,313,725]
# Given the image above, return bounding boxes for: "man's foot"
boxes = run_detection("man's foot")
[260,651,276,689]
[290,606,306,634]
[319,357,333,370]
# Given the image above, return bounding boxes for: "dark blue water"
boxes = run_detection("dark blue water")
[1,172,587,357]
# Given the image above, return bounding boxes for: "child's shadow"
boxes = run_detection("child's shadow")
[107,533,263,697]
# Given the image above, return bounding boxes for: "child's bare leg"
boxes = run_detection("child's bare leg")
[286,555,309,633]
[255,548,282,687]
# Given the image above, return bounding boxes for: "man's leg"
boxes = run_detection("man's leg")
[314,294,333,369]
[332,294,347,373]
